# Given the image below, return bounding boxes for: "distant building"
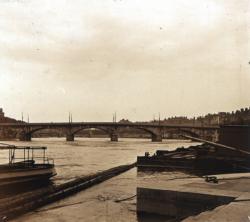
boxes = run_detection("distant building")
[219,125,250,151]
[119,119,131,123]
[146,107,250,126]
[0,108,4,118]
[0,108,20,123]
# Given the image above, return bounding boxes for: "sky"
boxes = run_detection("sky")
[0,0,249,122]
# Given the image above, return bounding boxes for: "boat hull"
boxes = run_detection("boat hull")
[0,164,56,187]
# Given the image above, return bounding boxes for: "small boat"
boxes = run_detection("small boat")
[0,143,56,187]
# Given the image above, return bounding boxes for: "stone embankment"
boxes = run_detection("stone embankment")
[0,162,136,221]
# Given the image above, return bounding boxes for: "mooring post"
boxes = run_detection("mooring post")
[110,133,118,142]
[66,134,74,141]
[19,132,32,141]
[151,134,162,142]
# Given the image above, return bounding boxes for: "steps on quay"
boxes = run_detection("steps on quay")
[137,172,250,221]
[182,193,250,222]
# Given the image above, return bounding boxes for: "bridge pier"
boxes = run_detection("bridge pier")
[1,123,219,143]
[151,134,162,142]
[66,134,74,141]
[19,132,32,141]
[110,133,118,142]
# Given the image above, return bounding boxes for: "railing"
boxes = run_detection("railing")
[0,122,220,129]
[0,144,54,166]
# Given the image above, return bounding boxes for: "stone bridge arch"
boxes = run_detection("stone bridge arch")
[14,122,218,143]
[178,127,218,142]
[67,126,117,142]
[179,129,200,138]
[18,125,164,142]
[19,126,67,141]
[67,125,163,142]
[132,127,162,142]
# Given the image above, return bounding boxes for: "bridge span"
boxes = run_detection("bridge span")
[0,122,219,142]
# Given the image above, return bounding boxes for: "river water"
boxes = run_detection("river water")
[1,138,199,222]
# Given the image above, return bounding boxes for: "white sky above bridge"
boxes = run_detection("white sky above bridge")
[0,0,249,122]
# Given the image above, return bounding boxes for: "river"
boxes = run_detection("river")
[1,138,199,221]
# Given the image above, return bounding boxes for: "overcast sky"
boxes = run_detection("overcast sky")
[0,0,249,122]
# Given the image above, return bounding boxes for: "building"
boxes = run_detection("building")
[0,108,20,123]
[219,125,250,152]
[0,108,4,118]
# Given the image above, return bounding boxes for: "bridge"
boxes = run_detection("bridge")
[0,122,219,142]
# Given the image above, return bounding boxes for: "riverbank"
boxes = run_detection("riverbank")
[137,141,250,221]
[138,171,250,222]
[0,163,135,221]
[13,168,137,222]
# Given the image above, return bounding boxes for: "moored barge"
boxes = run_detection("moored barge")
[0,143,56,187]
[137,137,250,175]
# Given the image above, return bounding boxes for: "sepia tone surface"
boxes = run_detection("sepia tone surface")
[0,0,249,122]
[0,1,250,222]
